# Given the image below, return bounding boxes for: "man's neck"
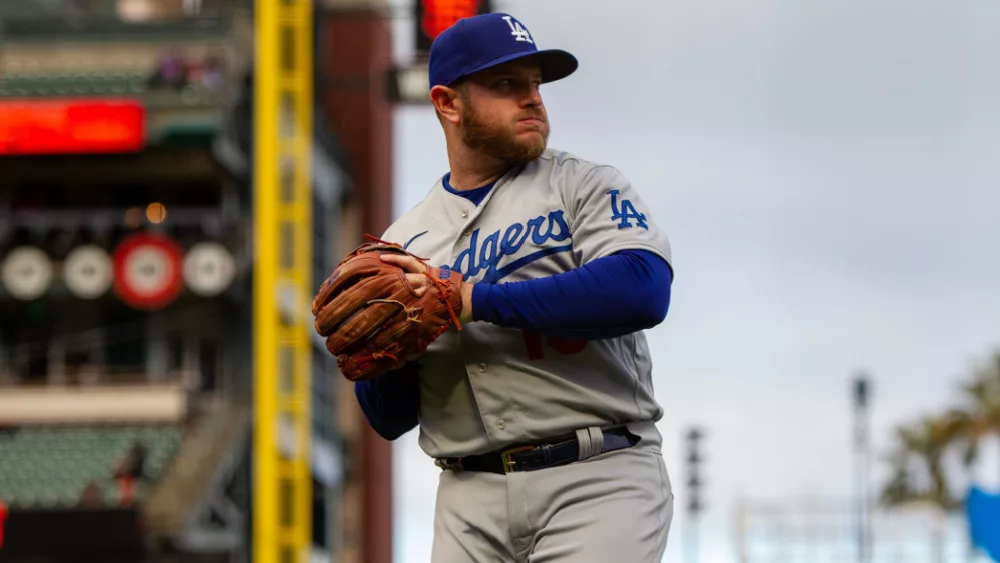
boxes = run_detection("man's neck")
[445,143,513,191]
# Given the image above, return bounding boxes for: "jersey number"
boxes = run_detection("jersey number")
[521,330,587,360]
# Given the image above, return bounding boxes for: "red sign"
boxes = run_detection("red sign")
[0,501,6,549]
[414,0,491,53]
[112,232,183,310]
[0,98,145,155]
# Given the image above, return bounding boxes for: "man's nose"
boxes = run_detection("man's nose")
[521,85,543,107]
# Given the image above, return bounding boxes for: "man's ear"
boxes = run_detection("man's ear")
[430,85,462,125]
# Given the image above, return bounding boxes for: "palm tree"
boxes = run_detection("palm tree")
[954,351,1000,465]
[945,351,1000,562]
[877,349,1000,562]
[880,444,917,505]
[879,415,962,511]
[880,415,965,563]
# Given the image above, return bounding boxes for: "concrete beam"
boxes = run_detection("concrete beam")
[319,0,390,13]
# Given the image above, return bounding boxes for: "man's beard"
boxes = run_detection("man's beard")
[460,100,549,164]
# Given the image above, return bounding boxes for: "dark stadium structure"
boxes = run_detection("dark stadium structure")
[0,1,389,562]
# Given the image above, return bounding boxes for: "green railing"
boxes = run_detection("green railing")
[0,73,224,107]
[1,16,232,43]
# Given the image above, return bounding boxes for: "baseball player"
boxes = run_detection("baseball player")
[355,12,674,562]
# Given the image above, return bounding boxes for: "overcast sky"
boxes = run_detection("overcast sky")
[382,1,1000,561]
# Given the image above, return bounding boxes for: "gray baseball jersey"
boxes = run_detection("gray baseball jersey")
[383,148,672,459]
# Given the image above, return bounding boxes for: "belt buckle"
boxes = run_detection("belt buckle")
[500,445,536,474]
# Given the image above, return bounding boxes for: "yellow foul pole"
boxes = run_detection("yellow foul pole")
[253,0,313,561]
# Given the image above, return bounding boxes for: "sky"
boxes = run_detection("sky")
[381,1,1000,561]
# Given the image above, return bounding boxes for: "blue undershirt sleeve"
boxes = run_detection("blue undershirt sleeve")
[471,249,672,340]
[353,361,421,441]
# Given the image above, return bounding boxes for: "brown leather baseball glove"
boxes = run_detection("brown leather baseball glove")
[312,236,464,381]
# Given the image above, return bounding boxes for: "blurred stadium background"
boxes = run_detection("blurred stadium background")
[0,0,437,561]
[0,1,999,563]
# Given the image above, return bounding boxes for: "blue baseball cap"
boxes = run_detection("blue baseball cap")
[428,13,578,90]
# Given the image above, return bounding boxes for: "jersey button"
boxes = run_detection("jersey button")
[461,209,469,218]
[478,362,486,372]
[496,420,506,430]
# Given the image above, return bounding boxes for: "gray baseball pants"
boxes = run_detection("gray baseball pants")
[429,431,674,562]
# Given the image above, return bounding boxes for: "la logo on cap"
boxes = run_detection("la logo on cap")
[501,15,534,44]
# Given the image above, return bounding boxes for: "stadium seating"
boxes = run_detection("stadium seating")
[0,73,223,110]
[0,424,182,509]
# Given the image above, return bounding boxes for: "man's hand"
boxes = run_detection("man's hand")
[381,253,475,325]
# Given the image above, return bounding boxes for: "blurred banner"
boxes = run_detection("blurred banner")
[0,99,145,155]
[413,0,492,54]
[969,486,1000,561]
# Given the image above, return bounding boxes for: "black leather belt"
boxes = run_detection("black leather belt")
[436,427,639,474]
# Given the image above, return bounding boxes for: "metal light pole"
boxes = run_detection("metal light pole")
[685,427,705,563]
[853,374,873,563]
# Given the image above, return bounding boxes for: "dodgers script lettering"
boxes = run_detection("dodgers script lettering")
[450,210,572,283]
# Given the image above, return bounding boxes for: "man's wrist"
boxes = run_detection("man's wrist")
[459,282,475,325]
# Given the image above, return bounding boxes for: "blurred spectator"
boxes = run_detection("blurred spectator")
[148,48,188,90]
[113,442,147,506]
[147,46,227,92]
[200,55,225,90]
[79,481,103,508]
[184,53,225,91]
